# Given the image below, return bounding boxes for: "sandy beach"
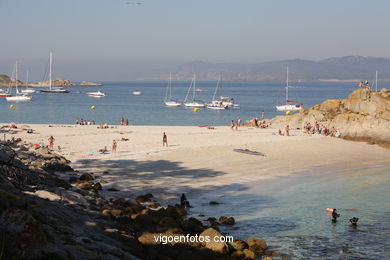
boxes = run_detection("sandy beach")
[7,123,389,203]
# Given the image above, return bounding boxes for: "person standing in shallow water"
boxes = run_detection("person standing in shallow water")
[332,209,340,222]
[48,136,55,150]
[163,132,168,147]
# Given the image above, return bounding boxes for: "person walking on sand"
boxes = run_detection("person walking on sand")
[163,132,168,147]
[126,119,129,126]
[230,120,235,131]
[48,136,55,150]
[112,140,117,153]
[285,125,290,136]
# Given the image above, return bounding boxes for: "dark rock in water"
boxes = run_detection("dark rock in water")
[219,216,235,225]
[68,176,79,183]
[243,248,256,259]
[146,201,161,209]
[136,193,154,203]
[230,239,248,251]
[75,181,94,190]
[181,217,205,234]
[209,201,220,205]
[247,237,267,255]
[92,182,102,191]
[107,187,120,192]
[198,214,205,217]
[80,173,94,181]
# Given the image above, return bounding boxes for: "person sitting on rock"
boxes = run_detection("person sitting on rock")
[180,193,191,208]
[359,81,363,88]
[349,217,359,226]
[332,209,340,222]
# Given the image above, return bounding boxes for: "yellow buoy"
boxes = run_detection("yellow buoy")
[91,105,95,110]
[193,108,198,112]
[286,111,291,115]
[9,105,14,109]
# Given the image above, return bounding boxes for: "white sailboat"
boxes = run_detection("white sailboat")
[87,90,106,97]
[40,52,69,93]
[6,61,32,102]
[21,70,36,94]
[207,75,227,110]
[184,74,205,108]
[164,73,181,107]
[275,66,303,111]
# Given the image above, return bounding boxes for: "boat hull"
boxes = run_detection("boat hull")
[276,105,303,111]
[165,101,181,107]
[184,102,205,108]
[21,89,36,94]
[41,88,69,93]
[0,94,12,97]
[6,96,32,101]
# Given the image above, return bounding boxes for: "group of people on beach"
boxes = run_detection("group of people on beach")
[303,121,340,137]
[277,125,290,136]
[76,119,95,125]
[120,117,129,126]
[230,116,269,130]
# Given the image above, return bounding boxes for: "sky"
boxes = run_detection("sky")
[1,0,390,81]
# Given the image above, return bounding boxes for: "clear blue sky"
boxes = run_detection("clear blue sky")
[1,0,389,80]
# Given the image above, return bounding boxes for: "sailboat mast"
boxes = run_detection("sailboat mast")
[49,52,52,90]
[286,66,289,105]
[15,61,19,93]
[375,70,378,92]
[26,70,29,88]
[169,72,172,99]
[193,73,196,100]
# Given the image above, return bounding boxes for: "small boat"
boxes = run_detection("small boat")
[21,70,36,94]
[0,90,11,98]
[233,149,265,156]
[132,90,142,95]
[164,73,181,107]
[276,67,303,112]
[87,90,106,97]
[40,53,70,93]
[6,61,32,102]
[184,74,205,108]
[207,75,228,110]
[195,88,204,92]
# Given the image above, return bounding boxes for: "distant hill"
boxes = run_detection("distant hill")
[136,56,390,82]
[0,74,23,87]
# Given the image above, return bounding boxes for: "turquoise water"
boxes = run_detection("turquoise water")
[189,165,390,259]
[2,81,387,125]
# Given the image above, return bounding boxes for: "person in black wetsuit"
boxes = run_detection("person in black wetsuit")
[180,193,191,208]
[332,209,340,222]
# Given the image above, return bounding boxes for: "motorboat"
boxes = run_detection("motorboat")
[87,90,106,97]
[132,90,142,95]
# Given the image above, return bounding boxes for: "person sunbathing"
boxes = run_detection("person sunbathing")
[98,146,108,153]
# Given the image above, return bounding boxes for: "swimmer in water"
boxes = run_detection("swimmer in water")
[349,217,359,226]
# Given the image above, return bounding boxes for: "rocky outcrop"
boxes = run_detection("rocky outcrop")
[78,81,103,86]
[272,88,390,148]
[29,78,73,87]
[0,74,23,86]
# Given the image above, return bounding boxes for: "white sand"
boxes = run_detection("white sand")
[9,124,390,202]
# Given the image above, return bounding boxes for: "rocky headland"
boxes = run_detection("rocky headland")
[272,88,390,148]
[0,74,101,87]
[0,140,276,260]
[0,74,23,87]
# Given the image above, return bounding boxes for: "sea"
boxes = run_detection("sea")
[2,80,388,125]
[189,165,390,259]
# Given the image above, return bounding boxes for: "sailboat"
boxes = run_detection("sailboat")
[275,66,303,111]
[6,61,32,102]
[207,75,228,110]
[40,52,69,93]
[164,73,181,107]
[183,74,205,108]
[87,90,106,97]
[21,70,36,94]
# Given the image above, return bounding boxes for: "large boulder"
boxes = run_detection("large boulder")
[247,237,267,255]
[199,228,229,254]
